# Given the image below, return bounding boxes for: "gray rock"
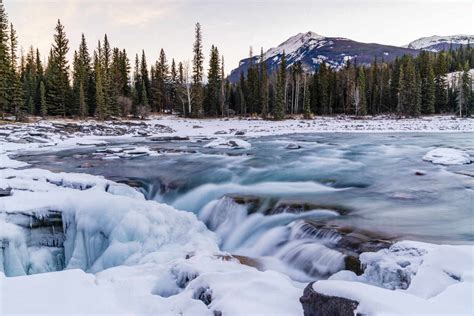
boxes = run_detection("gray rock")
[0,187,12,197]
[300,282,360,316]
[286,143,302,149]
[214,130,228,135]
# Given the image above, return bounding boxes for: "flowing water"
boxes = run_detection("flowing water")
[17,132,474,281]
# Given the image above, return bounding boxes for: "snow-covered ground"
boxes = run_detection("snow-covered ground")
[1,115,474,315]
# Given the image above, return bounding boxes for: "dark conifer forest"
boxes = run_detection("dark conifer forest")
[0,3,472,121]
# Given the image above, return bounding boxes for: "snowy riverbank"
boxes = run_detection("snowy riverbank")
[1,115,474,315]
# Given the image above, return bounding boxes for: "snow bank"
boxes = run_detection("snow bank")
[423,148,471,165]
[317,241,474,315]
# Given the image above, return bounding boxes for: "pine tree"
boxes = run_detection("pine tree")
[0,2,10,118]
[303,74,312,119]
[94,59,106,120]
[9,24,24,120]
[47,20,70,116]
[356,67,367,116]
[72,34,92,117]
[274,52,286,120]
[191,22,204,117]
[434,53,448,113]
[39,80,47,117]
[206,45,221,116]
[458,62,472,117]
[259,48,269,117]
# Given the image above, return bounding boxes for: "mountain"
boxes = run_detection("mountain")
[228,32,419,82]
[405,35,474,52]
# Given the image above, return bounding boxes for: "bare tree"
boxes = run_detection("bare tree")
[176,60,193,116]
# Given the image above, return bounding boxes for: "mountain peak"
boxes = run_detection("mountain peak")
[264,31,326,58]
[406,34,474,51]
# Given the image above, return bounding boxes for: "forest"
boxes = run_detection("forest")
[0,3,473,121]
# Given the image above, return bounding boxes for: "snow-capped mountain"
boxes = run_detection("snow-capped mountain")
[405,35,474,52]
[229,32,418,82]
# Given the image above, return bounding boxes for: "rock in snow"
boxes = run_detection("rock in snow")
[423,148,471,165]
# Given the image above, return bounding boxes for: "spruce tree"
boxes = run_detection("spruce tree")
[356,67,367,116]
[434,53,448,113]
[47,20,70,116]
[259,48,269,117]
[9,24,24,120]
[39,80,47,117]
[206,45,221,116]
[191,22,204,117]
[303,74,312,119]
[274,52,286,120]
[0,2,10,118]
[458,62,472,117]
[94,59,106,120]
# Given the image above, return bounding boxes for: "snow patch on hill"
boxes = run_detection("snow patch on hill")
[406,34,474,51]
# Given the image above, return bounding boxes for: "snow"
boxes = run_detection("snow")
[0,153,29,169]
[315,241,474,316]
[406,34,474,51]
[265,31,327,59]
[1,116,474,315]
[422,147,471,165]
[204,138,251,149]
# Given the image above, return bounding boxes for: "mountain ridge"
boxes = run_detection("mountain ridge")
[229,32,473,83]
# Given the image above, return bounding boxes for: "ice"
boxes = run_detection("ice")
[423,147,471,165]
[319,241,474,315]
[0,153,29,169]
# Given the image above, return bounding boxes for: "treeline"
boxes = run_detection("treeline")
[0,3,473,121]
[233,45,474,118]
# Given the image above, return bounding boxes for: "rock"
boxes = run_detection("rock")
[415,171,426,176]
[344,255,363,275]
[78,162,95,169]
[149,136,190,141]
[286,143,302,149]
[0,187,12,197]
[193,125,203,129]
[300,282,359,316]
[214,130,228,135]
[235,130,246,136]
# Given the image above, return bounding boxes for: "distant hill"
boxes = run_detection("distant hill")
[405,35,474,52]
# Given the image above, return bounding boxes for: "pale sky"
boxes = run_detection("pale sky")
[5,0,474,75]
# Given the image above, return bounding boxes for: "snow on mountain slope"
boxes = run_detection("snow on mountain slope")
[229,31,419,82]
[406,35,474,52]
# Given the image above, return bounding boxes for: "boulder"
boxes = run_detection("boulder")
[300,282,359,316]
[286,143,302,149]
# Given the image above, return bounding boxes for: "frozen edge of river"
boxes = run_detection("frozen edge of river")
[1,116,473,315]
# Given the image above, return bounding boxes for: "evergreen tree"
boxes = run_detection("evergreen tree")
[94,59,106,120]
[458,62,472,117]
[303,74,312,119]
[274,52,286,120]
[0,2,10,118]
[39,80,47,117]
[191,22,204,117]
[356,67,367,115]
[9,24,24,120]
[72,33,92,117]
[206,45,221,116]
[434,53,448,113]
[169,58,178,113]
[259,48,269,117]
[46,20,70,116]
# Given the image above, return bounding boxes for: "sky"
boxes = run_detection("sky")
[4,0,474,75]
